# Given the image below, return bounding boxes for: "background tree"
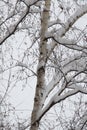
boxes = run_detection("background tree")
[1,0,87,130]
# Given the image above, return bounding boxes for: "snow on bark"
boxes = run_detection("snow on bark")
[35,86,87,123]
[48,18,62,27]
[58,4,87,36]
[29,49,87,127]
[44,3,87,57]
[42,53,87,103]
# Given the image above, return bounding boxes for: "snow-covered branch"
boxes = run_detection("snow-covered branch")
[46,3,87,56]
[58,4,87,36]
[48,18,63,27]
[52,36,87,53]
[35,87,87,123]
[0,8,29,45]
[43,53,87,104]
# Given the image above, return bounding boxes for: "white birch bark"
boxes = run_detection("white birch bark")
[30,0,51,130]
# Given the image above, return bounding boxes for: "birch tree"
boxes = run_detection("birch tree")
[1,0,87,130]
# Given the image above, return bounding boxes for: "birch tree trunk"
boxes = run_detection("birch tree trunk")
[30,0,51,130]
